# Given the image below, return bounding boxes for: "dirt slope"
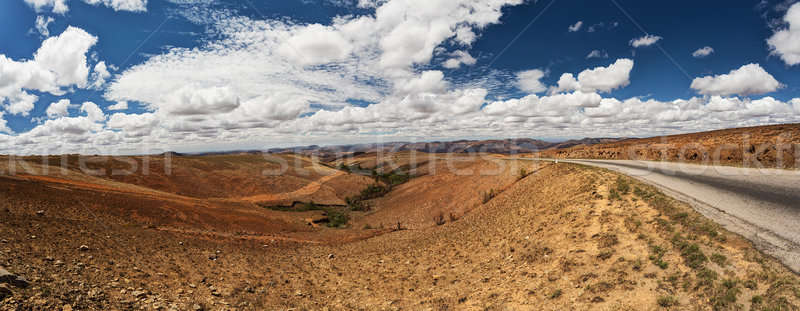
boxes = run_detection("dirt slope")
[538,123,800,168]
[1,163,798,310]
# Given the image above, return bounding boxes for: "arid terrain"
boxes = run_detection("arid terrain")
[1,151,799,310]
[537,124,800,169]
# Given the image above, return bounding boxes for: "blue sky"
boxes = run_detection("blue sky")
[1,0,799,153]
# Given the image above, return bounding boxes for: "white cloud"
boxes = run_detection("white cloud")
[515,69,547,93]
[568,21,583,32]
[81,101,106,122]
[35,26,98,88]
[24,0,69,14]
[83,0,147,12]
[35,15,55,37]
[550,58,634,94]
[692,46,714,58]
[442,50,477,69]
[0,112,10,134]
[163,86,240,116]
[278,24,354,66]
[629,34,662,48]
[46,99,73,118]
[90,61,111,89]
[24,0,148,13]
[0,26,96,117]
[586,49,608,59]
[690,63,783,96]
[107,101,128,111]
[767,2,800,65]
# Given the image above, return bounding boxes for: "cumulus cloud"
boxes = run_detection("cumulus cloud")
[515,69,547,93]
[107,101,128,111]
[690,63,783,96]
[442,50,477,69]
[0,26,97,117]
[24,0,68,14]
[35,15,55,37]
[692,46,714,58]
[568,21,583,32]
[0,112,10,134]
[24,0,147,13]
[83,0,147,12]
[629,34,662,48]
[46,99,73,118]
[35,26,98,88]
[90,61,111,89]
[550,58,634,94]
[767,2,800,65]
[586,50,608,59]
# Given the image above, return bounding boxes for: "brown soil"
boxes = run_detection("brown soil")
[1,155,799,310]
[537,123,800,169]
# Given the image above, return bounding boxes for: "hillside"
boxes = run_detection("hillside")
[1,155,799,310]
[537,123,800,169]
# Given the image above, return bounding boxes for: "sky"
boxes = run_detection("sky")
[1,0,800,154]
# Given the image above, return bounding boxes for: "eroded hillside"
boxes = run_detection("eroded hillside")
[538,123,800,169]
[1,158,798,310]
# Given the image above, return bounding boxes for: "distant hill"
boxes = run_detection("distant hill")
[263,137,625,159]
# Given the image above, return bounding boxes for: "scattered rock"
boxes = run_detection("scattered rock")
[36,210,45,216]
[327,254,335,259]
[79,245,90,252]
[131,290,148,298]
[0,239,6,243]
[0,283,12,300]
[62,304,73,311]
[0,267,30,288]
[191,304,203,311]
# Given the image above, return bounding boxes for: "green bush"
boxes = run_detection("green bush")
[657,296,679,307]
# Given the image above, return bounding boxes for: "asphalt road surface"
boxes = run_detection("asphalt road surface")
[550,159,800,273]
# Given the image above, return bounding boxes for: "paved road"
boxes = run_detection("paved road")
[544,159,800,273]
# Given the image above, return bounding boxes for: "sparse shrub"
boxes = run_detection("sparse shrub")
[615,177,631,194]
[696,268,718,288]
[710,278,741,310]
[448,213,459,222]
[710,253,727,267]
[609,189,622,201]
[325,209,349,228]
[549,289,562,299]
[433,213,446,226]
[743,279,757,290]
[597,250,614,261]
[657,295,679,307]
[518,168,529,180]
[482,189,498,204]
[649,245,669,270]
[672,234,707,270]
[632,259,644,271]
[751,295,763,305]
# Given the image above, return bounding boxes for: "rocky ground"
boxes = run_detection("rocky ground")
[1,163,799,310]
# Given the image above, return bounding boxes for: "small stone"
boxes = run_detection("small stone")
[79,245,90,252]
[62,305,73,311]
[44,256,54,262]
[178,242,183,246]
[191,304,203,311]
[36,210,45,216]
[0,239,6,243]
[327,254,335,259]
[131,290,147,298]
[0,267,30,288]
[54,260,64,266]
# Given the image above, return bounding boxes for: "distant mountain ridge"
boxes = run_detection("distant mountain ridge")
[254,137,625,158]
